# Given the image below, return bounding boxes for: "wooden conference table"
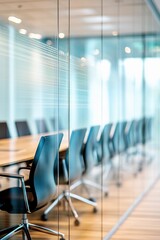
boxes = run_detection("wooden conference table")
[0,131,68,168]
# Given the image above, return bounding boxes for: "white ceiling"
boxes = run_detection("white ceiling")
[0,0,159,38]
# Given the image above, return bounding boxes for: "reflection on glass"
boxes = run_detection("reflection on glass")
[0,0,160,239]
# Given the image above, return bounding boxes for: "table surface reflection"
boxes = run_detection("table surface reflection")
[0,131,68,167]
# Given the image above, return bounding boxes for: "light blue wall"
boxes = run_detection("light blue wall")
[0,21,159,138]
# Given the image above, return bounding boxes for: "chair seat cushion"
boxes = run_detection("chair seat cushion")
[0,187,36,214]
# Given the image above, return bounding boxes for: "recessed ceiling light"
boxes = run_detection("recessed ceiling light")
[19,29,27,35]
[61,8,95,16]
[125,47,131,54]
[112,31,118,36]
[8,16,22,24]
[83,16,111,23]
[90,24,113,30]
[59,33,65,39]
[29,33,42,40]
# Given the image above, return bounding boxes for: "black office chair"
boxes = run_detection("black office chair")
[112,121,127,156]
[15,120,31,137]
[133,118,145,171]
[0,122,11,139]
[35,119,49,134]
[0,134,65,240]
[147,117,153,142]
[109,121,128,186]
[124,120,135,151]
[41,128,97,226]
[136,117,154,169]
[97,123,113,164]
[142,117,153,145]
[96,123,113,188]
[123,119,147,174]
[75,125,109,197]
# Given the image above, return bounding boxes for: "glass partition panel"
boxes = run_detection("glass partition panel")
[118,0,160,233]
[0,1,63,238]
[0,1,160,240]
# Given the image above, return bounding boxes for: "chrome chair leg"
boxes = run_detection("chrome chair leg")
[0,214,65,240]
[0,225,20,236]
[64,191,97,226]
[42,192,65,219]
[70,179,96,200]
[70,177,109,197]
[70,180,82,191]
[64,194,80,225]
[42,189,98,225]
[69,192,97,207]
[1,224,23,240]
[29,223,65,239]
[22,224,31,240]
[83,179,108,193]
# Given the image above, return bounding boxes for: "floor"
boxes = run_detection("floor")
[112,178,160,240]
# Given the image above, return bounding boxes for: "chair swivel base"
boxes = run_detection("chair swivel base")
[41,190,97,226]
[70,179,109,197]
[0,214,65,240]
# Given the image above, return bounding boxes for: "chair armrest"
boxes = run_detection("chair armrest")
[0,172,23,179]
[26,160,33,167]
[18,166,31,174]
[0,173,31,213]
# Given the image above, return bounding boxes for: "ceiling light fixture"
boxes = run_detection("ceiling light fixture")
[112,31,118,36]
[8,16,22,24]
[71,8,95,16]
[59,32,65,39]
[29,33,42,40]
[125,47,131,54]
[90,24,113,30]
[19,29,27,35]
[83,16,111,23]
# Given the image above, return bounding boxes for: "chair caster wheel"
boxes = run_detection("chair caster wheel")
[74,219,80,226]
[41,213,48,221]
[88,197,96,202]
[93,207,98,213]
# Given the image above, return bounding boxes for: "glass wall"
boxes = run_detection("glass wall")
[0,0,160,240]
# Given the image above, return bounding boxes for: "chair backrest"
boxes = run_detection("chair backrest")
[29,133,63,209]
[97,123,113,163]
[35,119,48,134]
[125,120,135,148]
[112,121,127,154]
[129,120,138,146]
[135,119,143,144]
[65,128,87,181]
[15,120,31,137]
[142,117,153,144]
[0,122,11,139]
[83,125,100,172]
[146,117,152,141]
